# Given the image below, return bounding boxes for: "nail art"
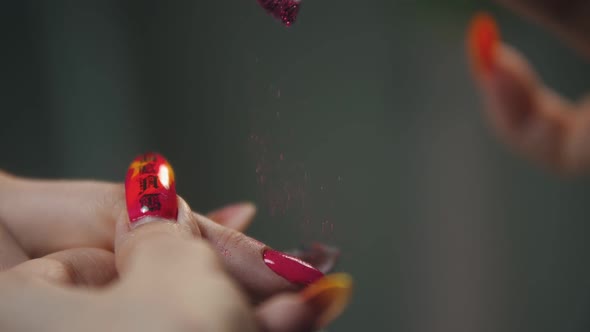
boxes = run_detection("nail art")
[257,0,301,26]
[467,12,499,75]
[263,248,324,285]
[125,152,177,224]
[302,273,353,328]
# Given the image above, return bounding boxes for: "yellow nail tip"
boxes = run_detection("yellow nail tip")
[301,273,353,328]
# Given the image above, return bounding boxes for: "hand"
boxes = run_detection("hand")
[0,195,348,332]
[0,154,350,331]
[0,173,326,300]
[467,1,590,174]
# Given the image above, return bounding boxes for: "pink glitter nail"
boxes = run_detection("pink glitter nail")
[257,0,301,26]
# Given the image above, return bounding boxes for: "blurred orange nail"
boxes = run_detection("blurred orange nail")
[301,273,353,328]
[467,12,500,76]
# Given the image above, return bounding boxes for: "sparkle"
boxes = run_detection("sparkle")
[158,164,170,189]
[257,0,301,26]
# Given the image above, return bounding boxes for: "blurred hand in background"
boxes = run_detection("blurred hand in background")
[469,0,590,174]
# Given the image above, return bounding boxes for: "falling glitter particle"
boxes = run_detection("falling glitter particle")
[257,0,301,26]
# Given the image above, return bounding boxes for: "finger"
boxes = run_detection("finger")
[0,169,254,257]
[114,152,201,276]
[194,212,324,302]
[467,13,590,174]
[7,248,116,286]
[494,0,590,57]
[207,202,257,232]
[0,272,96,332]
[256,274,354,332]
[0,153,325,300]
[113,154,259,332]
[0,222,28,271]
[0,171,121,257]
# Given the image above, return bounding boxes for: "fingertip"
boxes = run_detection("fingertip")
[116,153,202,276]
[207,202,257,231]
[467,12,500,78]
[472,42,576,172]
[469,39,544,141]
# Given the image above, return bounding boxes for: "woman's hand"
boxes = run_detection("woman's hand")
[0,194,348,332]
[0,153,352,331]
[468,1,590,174]
[0,172,329,300]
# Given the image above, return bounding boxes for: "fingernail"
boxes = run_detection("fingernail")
[467,12,500,76]
[125,152,178,225]
[263,249,324,285]
[302,273,353,329]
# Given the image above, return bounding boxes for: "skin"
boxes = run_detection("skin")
[0,172,317,332]
[473,1,590,174]
[0,0,588,330]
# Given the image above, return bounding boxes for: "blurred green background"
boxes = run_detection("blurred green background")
[1,1,590,331]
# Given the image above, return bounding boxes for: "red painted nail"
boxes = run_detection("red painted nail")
[263,248,324,285]
[257,0,301,26]
[125,152,178,224]
[467,12,500,76]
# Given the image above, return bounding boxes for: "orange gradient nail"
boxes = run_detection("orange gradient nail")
[301,273,353,328]
[467,12,500,76]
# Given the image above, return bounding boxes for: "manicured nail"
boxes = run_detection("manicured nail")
[287,243,341,274]
[263,249,324,285]
[467,12,500,76]
[125,152,177,225]
[302,273,353,329]
[257,0,301,26]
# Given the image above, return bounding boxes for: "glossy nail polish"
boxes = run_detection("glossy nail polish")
[467,12,499,75]
[263,249,324,285]
[302,273,353,328]
[125,152,177,224]
[257,0,301,26]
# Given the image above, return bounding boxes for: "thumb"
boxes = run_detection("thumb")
[114,153,212,280]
